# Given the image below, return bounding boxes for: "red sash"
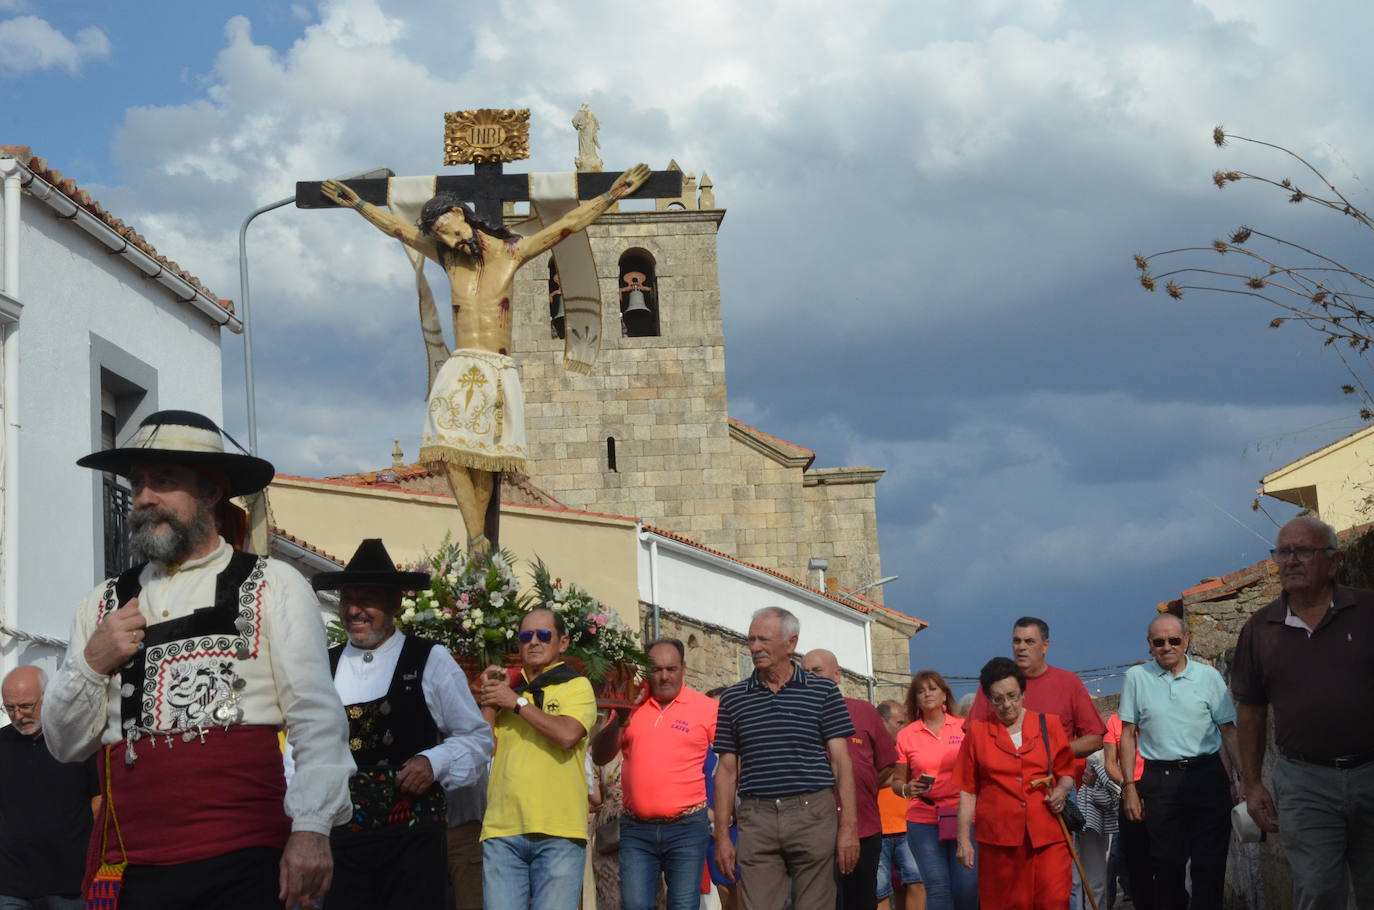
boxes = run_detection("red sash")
[91,725,291,868]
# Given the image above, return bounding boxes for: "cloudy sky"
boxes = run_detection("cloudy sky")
[8,0,1373,690]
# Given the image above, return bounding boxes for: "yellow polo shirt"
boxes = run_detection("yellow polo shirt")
[481,664,598,841]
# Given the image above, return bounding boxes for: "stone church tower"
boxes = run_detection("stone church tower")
[508,165,889,602]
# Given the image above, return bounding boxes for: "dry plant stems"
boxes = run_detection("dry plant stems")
[1135,127,1374,418]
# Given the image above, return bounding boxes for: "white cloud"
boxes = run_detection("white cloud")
[0,15,108,75]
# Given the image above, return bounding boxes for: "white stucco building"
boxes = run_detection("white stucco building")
[0,146,239,675]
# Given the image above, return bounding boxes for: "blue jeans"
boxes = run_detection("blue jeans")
[906,821,977,910]
[482,834,585,910]
[876,832,922,899]
[620,810,710,910]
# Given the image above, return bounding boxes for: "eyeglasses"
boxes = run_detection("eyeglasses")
[1270,546,1334,562]
[989,693,1022,707]
[3,702,36,715]
[1150,637,1184,648]
[518,629,554,644]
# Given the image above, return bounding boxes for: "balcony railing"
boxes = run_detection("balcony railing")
[103,477,132,577]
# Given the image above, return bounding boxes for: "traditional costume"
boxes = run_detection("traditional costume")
[44,410,354,910]
[311,540,492,910]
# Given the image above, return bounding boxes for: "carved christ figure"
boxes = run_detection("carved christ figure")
[320,164,651,547]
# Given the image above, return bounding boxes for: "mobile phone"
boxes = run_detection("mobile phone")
[916,774,935,787]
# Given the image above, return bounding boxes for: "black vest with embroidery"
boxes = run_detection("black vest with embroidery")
[100,551,267,733]
[329,634,446,834]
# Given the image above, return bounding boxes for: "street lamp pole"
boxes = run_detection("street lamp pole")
[237,166,393,454]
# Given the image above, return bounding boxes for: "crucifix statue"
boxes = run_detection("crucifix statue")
[297,108,681,549]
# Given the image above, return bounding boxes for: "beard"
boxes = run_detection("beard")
[11,715,39,736]
[128,500,216,564]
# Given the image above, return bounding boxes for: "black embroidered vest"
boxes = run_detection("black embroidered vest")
[328,634,446,834]
[100,551,266,733]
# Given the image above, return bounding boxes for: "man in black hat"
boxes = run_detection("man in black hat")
[309,539,491,910]
[44,409,355,910]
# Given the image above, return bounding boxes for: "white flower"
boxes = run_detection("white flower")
[461,619,472,631]
[471,608,484,622]
[402,608,416,622]
[446,573,459,585]
[401,597,415,608]
[490,594,505,608]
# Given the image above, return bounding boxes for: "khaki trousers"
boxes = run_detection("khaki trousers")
[736,788,837,910]
[447,820,483,910]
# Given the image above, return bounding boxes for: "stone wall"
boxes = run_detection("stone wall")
[804,468,887,605]
[645,605,870,700]
[510,209,889,598]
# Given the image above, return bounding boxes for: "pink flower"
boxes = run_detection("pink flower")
[459,593,470,604]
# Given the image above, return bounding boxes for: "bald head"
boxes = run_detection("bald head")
[1148,614,1185,638]
[2,666,45,736]
[801,649,843,684]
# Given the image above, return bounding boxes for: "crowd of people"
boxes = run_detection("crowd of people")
[0,408,1370,910]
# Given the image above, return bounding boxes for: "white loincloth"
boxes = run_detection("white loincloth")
[418,349,527,473]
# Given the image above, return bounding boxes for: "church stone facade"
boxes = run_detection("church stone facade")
[508,175,920,699]
[511,205,885,598]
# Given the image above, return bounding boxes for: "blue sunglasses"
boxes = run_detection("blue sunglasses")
[518,629,554,644]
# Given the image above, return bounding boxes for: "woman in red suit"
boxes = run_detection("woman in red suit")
[954,657,1075,910]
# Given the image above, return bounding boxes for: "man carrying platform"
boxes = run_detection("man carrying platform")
[45,410,355,910]
[310,539,491,910]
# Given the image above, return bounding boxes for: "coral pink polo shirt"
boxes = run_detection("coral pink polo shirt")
[621,685,718,819]
[1103,713,1144,782]
[894,713,966,824]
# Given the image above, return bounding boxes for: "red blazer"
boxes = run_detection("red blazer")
[953,710,1075,848]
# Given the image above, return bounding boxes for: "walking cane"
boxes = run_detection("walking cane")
[1032,776,1100,910]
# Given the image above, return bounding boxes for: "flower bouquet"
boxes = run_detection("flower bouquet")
[529,558,650,704]
[325,536,648,700]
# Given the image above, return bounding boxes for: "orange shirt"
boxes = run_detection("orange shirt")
[620,685,718,819]
[1103,713,1144,782]
[877,785,912,835]
[894,713,966,824]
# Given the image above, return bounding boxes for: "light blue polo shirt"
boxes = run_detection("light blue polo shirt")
[1118,658,1236,760]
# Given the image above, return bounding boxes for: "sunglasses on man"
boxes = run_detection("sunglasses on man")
[1150,636,1183,648]
[518,629,554,644]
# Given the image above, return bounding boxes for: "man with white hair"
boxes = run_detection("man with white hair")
[0,665,98,909]
[712,608,859,910]
[1119,613,1238,910]
[1233,516,1374,909]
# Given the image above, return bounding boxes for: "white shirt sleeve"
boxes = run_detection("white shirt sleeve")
[418,645,494,791]
[44,590,117,762]
[265,564,356,834]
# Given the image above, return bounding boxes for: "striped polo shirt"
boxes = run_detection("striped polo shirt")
[714,662,855,798]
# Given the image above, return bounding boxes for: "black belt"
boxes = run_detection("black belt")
[1146,753,1220,770]
[1282,750,1374,770]
[623,803,708,824]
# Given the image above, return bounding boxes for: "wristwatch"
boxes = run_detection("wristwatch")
[514,696,530,715]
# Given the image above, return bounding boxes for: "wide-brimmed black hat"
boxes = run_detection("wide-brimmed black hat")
[77,409,275,497]
[311,539,431,593]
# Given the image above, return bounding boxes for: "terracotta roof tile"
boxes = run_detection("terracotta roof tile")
[269,525,344,566]
[727,417,816,455]
[644,523,926,628]
[0,146,232,313]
